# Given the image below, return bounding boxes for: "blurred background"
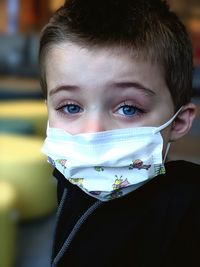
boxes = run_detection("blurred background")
[0,0,199,267]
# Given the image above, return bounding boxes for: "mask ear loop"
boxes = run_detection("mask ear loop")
[155,107,182,162]
[163,142,171,162]
[154,107,183,133]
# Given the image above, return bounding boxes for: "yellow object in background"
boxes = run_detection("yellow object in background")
[0,101,48,136]
[0,99,56,267]
[0,133,57,267]
[0,134,57,220]
[0,181,18,267]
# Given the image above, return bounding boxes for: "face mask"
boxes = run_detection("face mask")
[42,110,180,201]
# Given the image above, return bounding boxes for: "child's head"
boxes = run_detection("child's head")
[39,0,196,144]
[40,0,193,108]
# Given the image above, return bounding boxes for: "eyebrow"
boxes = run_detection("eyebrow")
[112,82,155,96]
[49,85,79,97]
[49,81,155,97]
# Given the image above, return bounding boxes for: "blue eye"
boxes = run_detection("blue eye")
[118,105,138,116]
[63,104,82,114]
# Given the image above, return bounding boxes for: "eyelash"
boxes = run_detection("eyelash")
[115,102,144,117]
[56,101,145,118]
[56,102,83,116]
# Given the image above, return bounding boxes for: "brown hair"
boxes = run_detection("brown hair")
[39,0,193,109]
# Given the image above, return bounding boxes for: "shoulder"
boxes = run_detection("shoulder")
[165,160,200,174]
[165,160,200,185]
[146,160,200,212]
[122,160,200,210]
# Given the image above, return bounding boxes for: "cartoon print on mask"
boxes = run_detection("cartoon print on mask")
[154,164,166,175]
[94,166,104,172]
[112,175,130,190]
[69,178,84,188]
[56,159,67,168]
[129,159,151,170]
[48,157,68,171]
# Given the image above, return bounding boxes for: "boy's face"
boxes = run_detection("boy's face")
[46,42,175,143]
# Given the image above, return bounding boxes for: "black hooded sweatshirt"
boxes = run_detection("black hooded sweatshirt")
[51,160,200,267]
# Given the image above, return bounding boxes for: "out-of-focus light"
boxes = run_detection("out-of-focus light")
[7,0,19,34]
[49,0,65,12]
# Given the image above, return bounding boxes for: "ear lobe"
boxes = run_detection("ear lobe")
[169,103,197,142]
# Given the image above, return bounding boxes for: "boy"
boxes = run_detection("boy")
[40,0,200,266]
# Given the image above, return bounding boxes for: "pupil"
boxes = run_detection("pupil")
[123,106,135,115]
[68,105,80,113]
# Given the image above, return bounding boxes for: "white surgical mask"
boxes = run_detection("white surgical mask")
[42,110,181,201]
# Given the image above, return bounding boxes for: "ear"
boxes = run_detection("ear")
[169,102,197,142]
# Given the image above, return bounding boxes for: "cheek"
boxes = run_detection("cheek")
[47,103,60,128]
[48,113,64,129]
[47,107,79,133]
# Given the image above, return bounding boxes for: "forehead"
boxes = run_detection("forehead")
[45,42,167,95]
[46,41,162,71]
